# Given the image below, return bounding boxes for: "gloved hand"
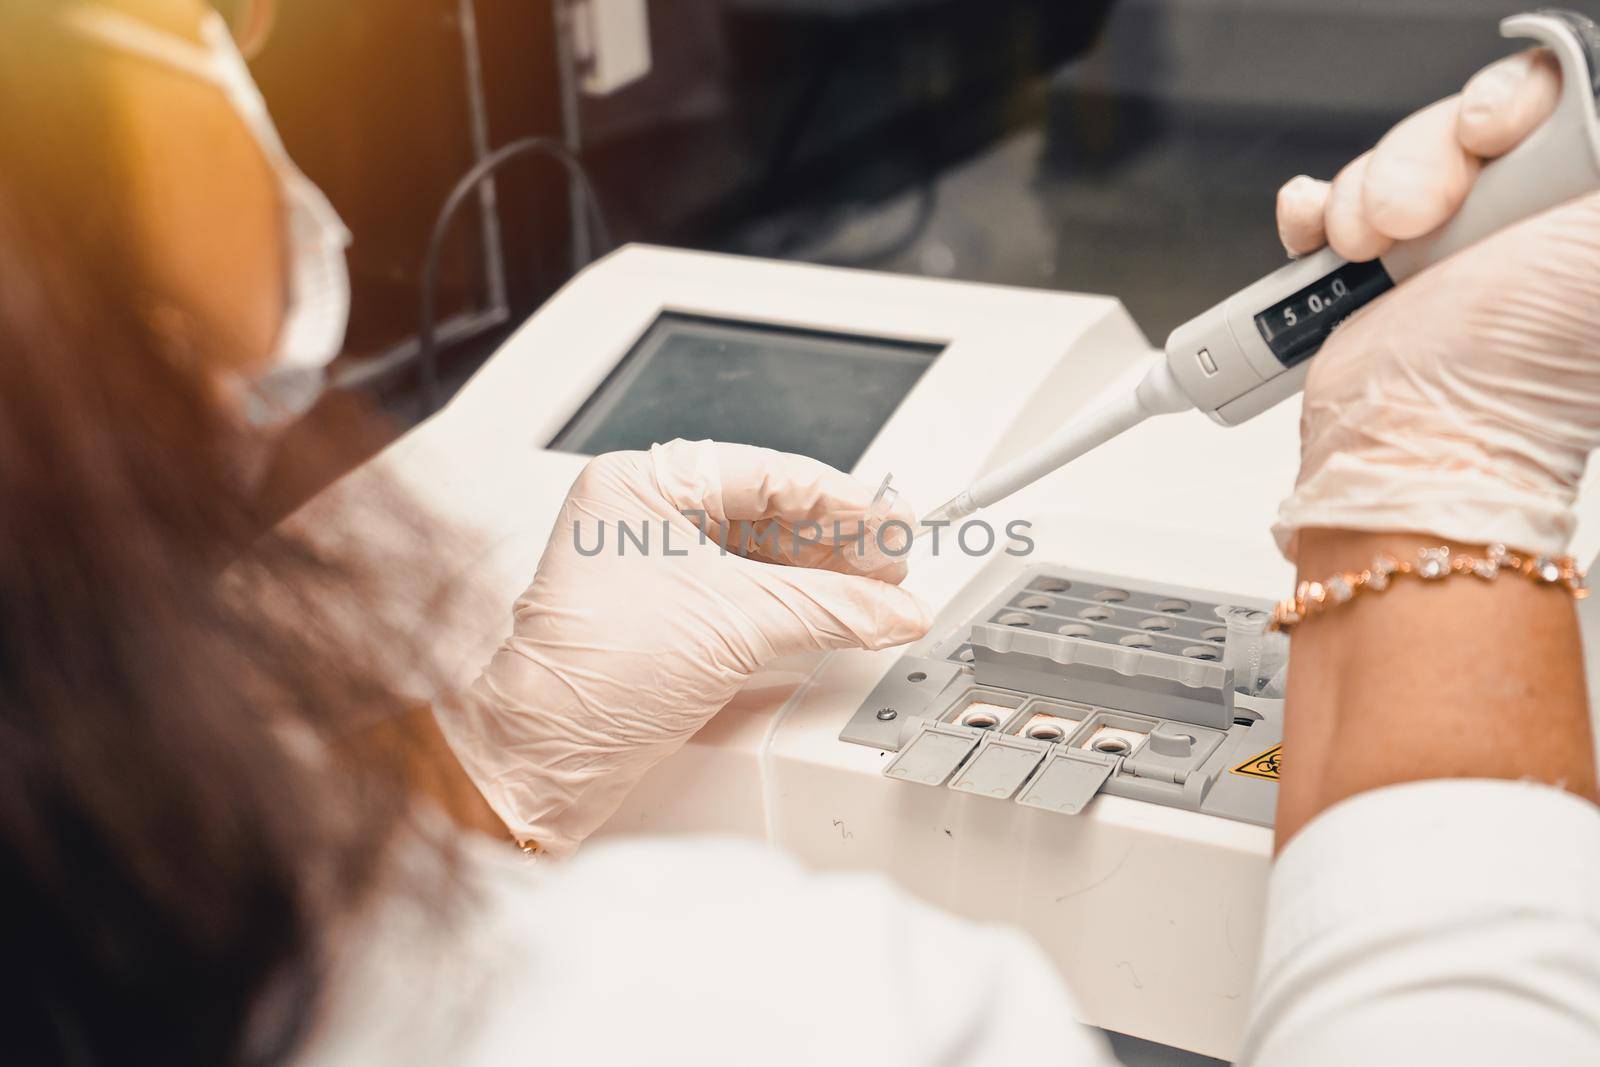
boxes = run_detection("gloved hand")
[436,439,931,857]
[1271,48,1600,558]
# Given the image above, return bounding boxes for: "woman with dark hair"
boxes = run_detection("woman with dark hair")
[6,3,1600,1066]
[0,3,1097,1064]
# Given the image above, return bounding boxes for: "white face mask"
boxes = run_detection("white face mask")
[62,6,353,424]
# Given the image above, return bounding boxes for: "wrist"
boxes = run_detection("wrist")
[1278,530,1586,631]
[1274,527,1595,847]
[446,663,628,860]
[1294,528,1452,578]
[432,675,564,851]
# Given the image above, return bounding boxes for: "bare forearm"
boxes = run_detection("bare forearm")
[1275,528,1596,848]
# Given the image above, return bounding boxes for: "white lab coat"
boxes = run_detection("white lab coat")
[299,780,1600,1065]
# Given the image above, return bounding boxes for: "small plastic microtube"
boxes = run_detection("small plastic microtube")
[845,474,904,571]
[1257,632,1290,698]
[1216,605,1270,696]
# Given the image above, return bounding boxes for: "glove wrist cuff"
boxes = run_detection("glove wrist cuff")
[1275,460,1578,560]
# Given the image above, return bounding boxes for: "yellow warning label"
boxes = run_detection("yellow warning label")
[1232,743,1282,781]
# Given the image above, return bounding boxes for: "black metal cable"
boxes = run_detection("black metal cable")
[418,137,612,415]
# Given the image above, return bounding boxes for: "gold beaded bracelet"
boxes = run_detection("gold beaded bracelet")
[1269,543,1588,633]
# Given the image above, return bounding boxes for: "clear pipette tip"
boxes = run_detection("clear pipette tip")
[916,490,977,538]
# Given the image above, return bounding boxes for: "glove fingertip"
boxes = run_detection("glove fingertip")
[1459,49,1559,158]
[1276,175,1330,257]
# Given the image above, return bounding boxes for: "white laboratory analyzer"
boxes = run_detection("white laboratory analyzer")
[333,242,1600,1060]
[337,244,1301,1056]
[303,9,1600,1059]
[321,14,1600,1049]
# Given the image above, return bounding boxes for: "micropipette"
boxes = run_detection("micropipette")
[923,8,1600,529]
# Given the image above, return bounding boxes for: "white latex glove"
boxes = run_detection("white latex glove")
[436,439,931,857]
[1271,48,1600,558]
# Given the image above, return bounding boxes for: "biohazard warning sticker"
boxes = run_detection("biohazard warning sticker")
[1232,743,1282,781]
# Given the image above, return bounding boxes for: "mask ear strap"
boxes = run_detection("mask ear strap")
[59,5,220,85]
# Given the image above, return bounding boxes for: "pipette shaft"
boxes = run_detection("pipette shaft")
[921,354,1190,527]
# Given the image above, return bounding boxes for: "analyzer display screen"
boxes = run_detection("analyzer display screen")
[549,313,944,472]
[1253,259,1394,367]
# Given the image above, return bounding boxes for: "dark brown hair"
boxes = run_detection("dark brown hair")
[0,7,457,1064]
